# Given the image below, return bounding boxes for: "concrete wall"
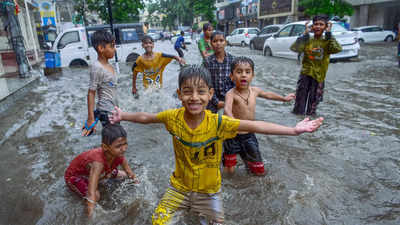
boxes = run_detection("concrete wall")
[350,1,400,29]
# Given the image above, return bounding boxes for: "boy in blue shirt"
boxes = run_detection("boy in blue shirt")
[174,31,186,58]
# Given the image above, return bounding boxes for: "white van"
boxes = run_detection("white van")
[51,23,144,67]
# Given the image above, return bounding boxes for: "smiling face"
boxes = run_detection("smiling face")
[177,78,214,116]
[211,34,226,54]
[104,137,128,157]
[230,62,254,90]
[142,39,154,54]
[311,20,327,37]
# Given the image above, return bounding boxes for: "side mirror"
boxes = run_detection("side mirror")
[57,43,65,49]
[273,33,278,38]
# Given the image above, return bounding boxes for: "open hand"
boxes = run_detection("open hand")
[177,57,186,65]
[304,21,311,34]
[294,117,324,134]
[110,106,123,124]
[284,93,296,102]
[326,22,333,32]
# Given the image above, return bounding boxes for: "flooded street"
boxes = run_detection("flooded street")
[0,40,399,225]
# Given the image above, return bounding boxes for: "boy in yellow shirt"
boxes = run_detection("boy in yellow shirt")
[132,35,185,95]
[110,65,323,224]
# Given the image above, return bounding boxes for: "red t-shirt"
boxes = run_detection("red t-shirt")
[64,148,124,180]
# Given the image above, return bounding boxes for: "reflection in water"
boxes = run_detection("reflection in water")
[0,42,399,225]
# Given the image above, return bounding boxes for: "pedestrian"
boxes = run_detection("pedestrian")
[81,30,118,136]
[143,22,149,34]
[109,65,324,225]
[132,35,185,95]
[65,124,138,217]
[203,31,236,113]
[223,57,296,176]
[290,15,342,115]
[198,23,214,60]
[174,30,186,58]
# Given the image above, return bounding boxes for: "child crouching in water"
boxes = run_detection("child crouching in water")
[223,56,295,176]
[110,65,322,224]
[65,124,138,217]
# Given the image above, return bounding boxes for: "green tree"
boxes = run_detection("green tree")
[193,0,216,24]
[299,0,354,18]
[74,0,144,24]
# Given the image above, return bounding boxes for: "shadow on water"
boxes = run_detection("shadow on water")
[0,41,399,224]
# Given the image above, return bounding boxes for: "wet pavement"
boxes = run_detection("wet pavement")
[0,40,399,225]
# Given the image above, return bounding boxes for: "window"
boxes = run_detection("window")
[362,28,373,32]
[371,27,383,32]
[278,25,293,37]
[58,31,79,49]
[248,29,259,34]
[121,28,139,43]
[331,23,347,32]
[238,29,244,34]
[231,30,238,35]
[270,26,280,33]
[260,28,269,35]
[291,25,305,36]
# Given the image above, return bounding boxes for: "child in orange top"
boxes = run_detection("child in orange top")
[223,57,295,176]
[132,35,185,94]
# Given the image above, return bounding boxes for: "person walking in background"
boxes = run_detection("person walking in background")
[174,31,187,58]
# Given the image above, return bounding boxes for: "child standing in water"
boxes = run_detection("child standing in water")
[110,65,323,224]
[174,31,187,58]
[223,57,295,176]
[132,35,185,95]
[65,124,138,217]
[290,15,342,115]
[203,31,235,113]
[82,30,118,136]
[198,23,214,60]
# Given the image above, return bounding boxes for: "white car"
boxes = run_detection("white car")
[226,27,260,46]
[263,21,360,60]
[351,26,396,43]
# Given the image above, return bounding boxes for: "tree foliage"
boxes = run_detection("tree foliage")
[299,0,354,18]
[74,0,144,24]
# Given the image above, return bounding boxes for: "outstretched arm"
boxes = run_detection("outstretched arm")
[162,53,186,65]
[257,87,295,102]
[237,117,323,135]
[110,106,160,124]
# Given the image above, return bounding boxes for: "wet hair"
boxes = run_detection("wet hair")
[180,30,185,36]
[312,15,329,24]
[178,65,213,89]
[211,31,225,41]
[91,30,115,52]
[203,23,212,32]
[142,35,154,43]
[102,123,127,146]
[231,56,255,73]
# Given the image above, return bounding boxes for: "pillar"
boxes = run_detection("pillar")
[359,5,369,27]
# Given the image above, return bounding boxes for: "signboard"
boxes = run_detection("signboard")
[39,1,56,26]
[259,0,292,17]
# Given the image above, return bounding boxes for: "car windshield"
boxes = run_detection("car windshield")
[331,23,348,32]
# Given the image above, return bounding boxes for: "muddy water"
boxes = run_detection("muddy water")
[0,41,399,225]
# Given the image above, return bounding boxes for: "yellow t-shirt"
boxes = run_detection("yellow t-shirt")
[133,52,173,88]
[157,108,240,194]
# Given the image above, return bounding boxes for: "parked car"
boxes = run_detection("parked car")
[263,21,360,60]
[226,27,260,46]
[249,24,283,50]
[51,23,144,67]
[351,26,396,43]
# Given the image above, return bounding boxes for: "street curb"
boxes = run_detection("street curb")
[0,74,41,114]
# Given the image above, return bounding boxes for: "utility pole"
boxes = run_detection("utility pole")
[106,0,120,73]
[4,0,30,78]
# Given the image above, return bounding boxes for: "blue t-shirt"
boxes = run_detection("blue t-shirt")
[175,36,185,48]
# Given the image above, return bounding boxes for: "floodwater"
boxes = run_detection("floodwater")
[0,40,399,225]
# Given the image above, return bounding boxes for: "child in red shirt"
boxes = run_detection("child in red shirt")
[65,124,138,217]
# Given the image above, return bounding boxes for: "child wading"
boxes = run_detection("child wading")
[110,65,323,224]
[65,124,138,217]
[82,30,119,136]
[223,57,295,176]
[203,31,235,113]
[290,15,342,115]
[132,35,185,95]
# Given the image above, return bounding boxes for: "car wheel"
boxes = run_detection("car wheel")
[263,46,272,56]
[241,41,246,47]
[227,41,232,47]
[358,38,364,44]
[250,42,255,50]
[126,53,140,62]
[69,59,88,67]
[385,35,394,42]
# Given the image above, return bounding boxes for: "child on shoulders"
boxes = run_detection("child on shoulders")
[223,56,295,176]
[132,35,185,95]
[109,65,322,224]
